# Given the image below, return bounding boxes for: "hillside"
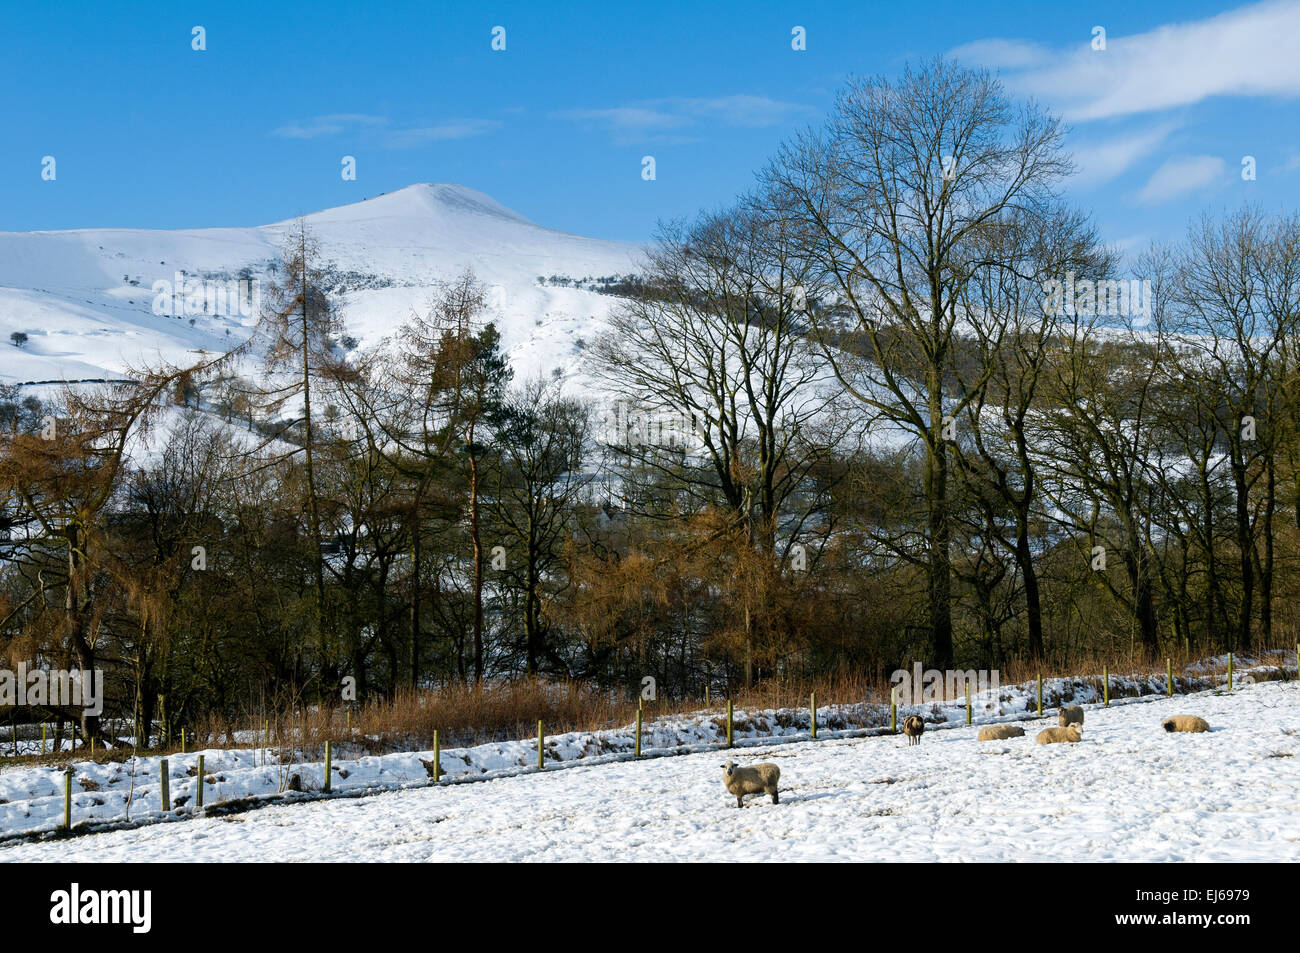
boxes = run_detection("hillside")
[0,184,643,387]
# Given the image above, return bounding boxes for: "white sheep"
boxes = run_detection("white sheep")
[903,715,925,746]
[721,760,780,808]
[1058,706,1084,728]
[1036,723,1083,745]
[977,724,1025,741]
[1162,715,1210,733]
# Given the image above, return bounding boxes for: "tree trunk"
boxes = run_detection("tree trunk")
[65,523,100,746]
[926,421,954,670]
[1232,458,1253,651]
[470,443,485,683]
[409,514,421,689]
[299,239,331,694]
[1016,518,1044,660]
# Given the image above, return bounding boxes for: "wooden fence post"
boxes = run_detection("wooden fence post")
[890,687,897,734]
[432,730,441,782]
[1036,673,1043,716]
[196,754,205,809]
[1228,653,1233,691]
[965,679,972,725]
[181,728,186,754]
[323,740,332,793]
[726,700,734,748]
[1167,658,1173,697]
[160,759,170,812]
[810,692,817,740]
[63,769,72,829]
[635,709,642,758]
[537,720,545,770]
[1103,666,1110,706]
[41,723,46,756]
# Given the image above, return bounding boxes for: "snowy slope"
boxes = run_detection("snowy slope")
[4,678,1298,862]
[0,184,642,387]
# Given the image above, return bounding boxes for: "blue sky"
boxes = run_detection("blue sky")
[3,0,1298,250]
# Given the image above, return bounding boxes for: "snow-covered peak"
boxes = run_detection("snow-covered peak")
[0,185,643,387]
[295,184,537,229]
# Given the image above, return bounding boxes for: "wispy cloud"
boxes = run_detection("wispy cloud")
[1137,155,1227,204]
[951,0,1300,121]
[950,37,1053,71]
[383,120,501,147]
[559,106,689,135]
[272,114,500,148]
[272,114,389,139]
[555,95,813,143]
[1069,121,1181,188]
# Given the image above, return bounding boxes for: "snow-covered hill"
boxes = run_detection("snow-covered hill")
[0,184,643,386]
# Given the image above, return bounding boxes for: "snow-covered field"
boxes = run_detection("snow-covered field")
[5,678,1297,862]
[3,655,1275,843]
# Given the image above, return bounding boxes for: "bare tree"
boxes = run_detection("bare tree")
[342,268,510,685]
[593,193,846,683]
[951,206,1110,660]
[252,221,347,691]
[768,58,1072,667]
[1169,207,1300,649]
[490,379,588,675]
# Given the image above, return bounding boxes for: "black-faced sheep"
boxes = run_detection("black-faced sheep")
[1058,706,1084,728]
[977,724,1025,741]
[903,715,925,746]
[1036,723,1082,745]
[721,760,780,808]
[1162,715,1210,733]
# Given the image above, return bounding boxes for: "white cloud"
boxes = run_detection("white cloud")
[948,37,1053,71]
[557,106,688,134]
[556,95,813,143]
[1070,122,1181,188]
[682,95,814,127]
[1109,233,1152,254]
[1137,155,1226,203]
[952,0,1300,121]
[271,115,499,148]
[272,114,388,139]
[384,120,501,148]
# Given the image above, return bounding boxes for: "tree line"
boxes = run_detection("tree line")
[2,58,1298,747]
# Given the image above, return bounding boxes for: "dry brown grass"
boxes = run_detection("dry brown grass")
[7,643,1296,764]
[188,645,1297,756]
[175,670,889,758]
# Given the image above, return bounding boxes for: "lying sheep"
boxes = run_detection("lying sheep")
[903,715,925,746]
[1162,715,1210,733]
[721,760,780,808]
[978,724,1025,741]
[1058,706,1085,728]
[1036,724,1083,745]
